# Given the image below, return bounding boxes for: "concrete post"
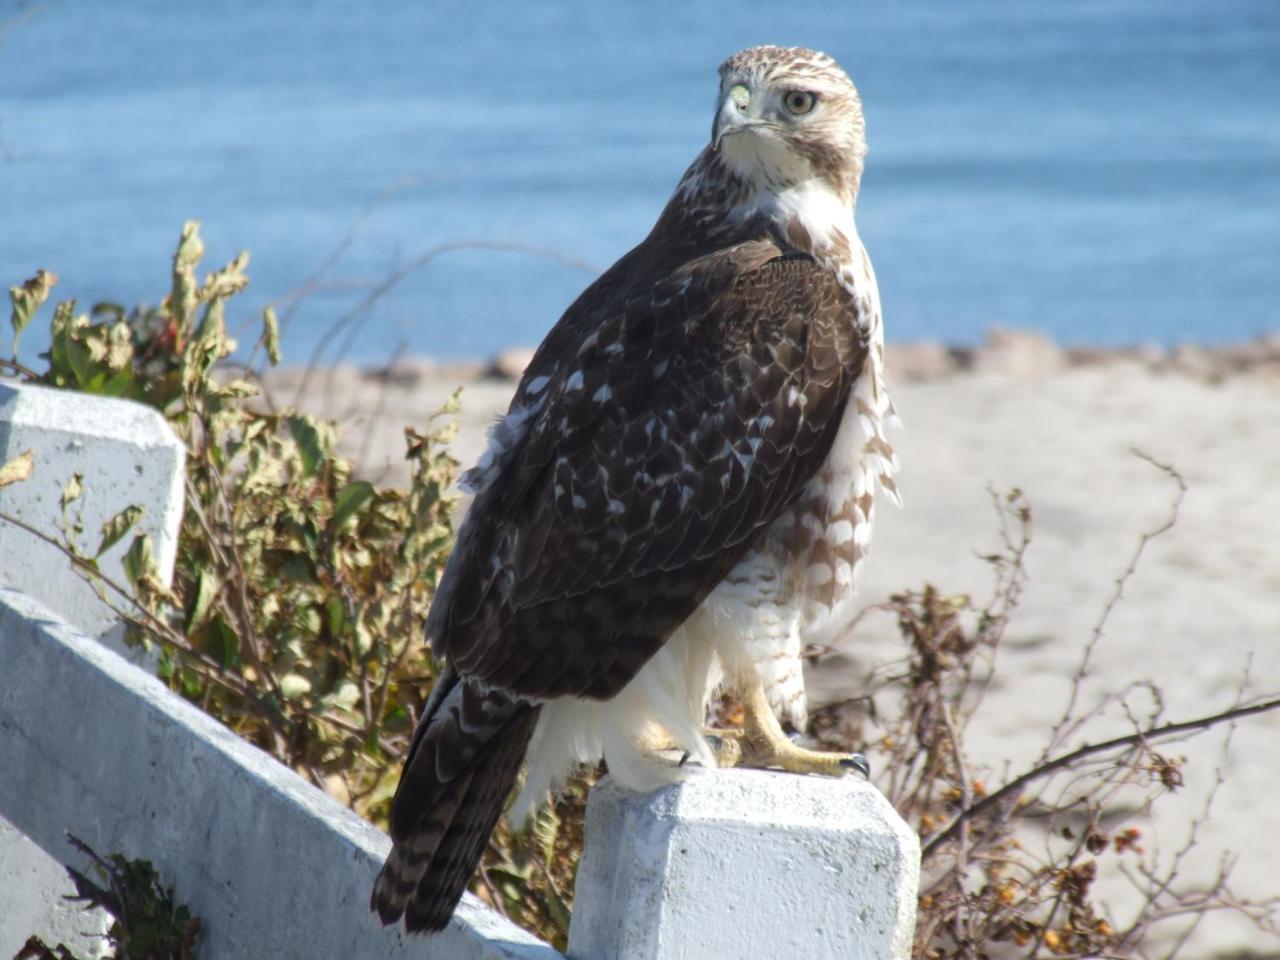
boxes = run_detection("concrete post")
[0,381,184,958]
[567,769,920,960]
[0,380,184,644]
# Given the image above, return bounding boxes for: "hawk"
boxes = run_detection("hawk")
[373,45,898,932]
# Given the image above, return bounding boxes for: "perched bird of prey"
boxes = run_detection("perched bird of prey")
[373,44,898,932]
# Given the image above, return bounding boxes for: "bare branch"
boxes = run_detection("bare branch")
[921,693,1280,859]
[1042,451,1187,759]
[0,356,40,379]
[292,239,600,403]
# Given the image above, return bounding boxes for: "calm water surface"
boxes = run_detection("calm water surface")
[1,0,1277,365]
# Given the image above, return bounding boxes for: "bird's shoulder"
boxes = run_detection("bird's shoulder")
[511,231,857,417]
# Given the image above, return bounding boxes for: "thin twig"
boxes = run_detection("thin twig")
[0,507,291,726]
[1043,451,1186,758]
[293,239,599,403]
[921,694,1280,859]
[0,356,40,379]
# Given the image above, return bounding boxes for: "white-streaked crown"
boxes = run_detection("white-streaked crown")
[712,46,867,207]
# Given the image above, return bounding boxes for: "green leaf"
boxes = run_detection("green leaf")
[60,472,84,509]
[287,414,326,478]
[0,449,33,489]
[8,269,57,356]
[298,606,321,636]
[541,870,572,934]
[170,221,204,333]
[199,251,250,303]
[46,300,76,383]
[325,594,345,635]
[321,680,360,713]
[216,379,258,399]
[105,321,134,371]
[280,673,312,699]
[121,534,156,590]
[332,481,374,531]
[205,615,241,669]
[280,555,315,584]
[65,334,95,388]
[487,863,534,884]
[90,301,126,323]
[262,306,281,366]
[438,388,463,417]
[97,504,145,558]
[186,568,219,634]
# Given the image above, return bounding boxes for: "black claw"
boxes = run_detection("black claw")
[678,750,691,768]
[840,753,871,778]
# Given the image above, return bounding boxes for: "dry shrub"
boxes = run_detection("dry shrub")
[810,482,1280,957]
[3,225,573,948]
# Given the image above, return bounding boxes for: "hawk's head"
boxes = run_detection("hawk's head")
[712,46,866,205]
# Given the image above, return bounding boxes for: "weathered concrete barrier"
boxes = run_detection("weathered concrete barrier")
[0,381,184,644]
[569,770,919,959]
[0,586,558,960]
[1,380,187,955]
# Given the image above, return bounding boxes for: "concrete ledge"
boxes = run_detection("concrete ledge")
[0,586,560,960]
[0,381,184,642]
[568,769,920,960]
[0,817,112,958]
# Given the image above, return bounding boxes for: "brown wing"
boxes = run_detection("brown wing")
[430,237,870,700]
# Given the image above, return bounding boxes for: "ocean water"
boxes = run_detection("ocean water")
[1,0,1277,366]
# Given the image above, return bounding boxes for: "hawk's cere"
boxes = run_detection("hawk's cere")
[372,45,899,933]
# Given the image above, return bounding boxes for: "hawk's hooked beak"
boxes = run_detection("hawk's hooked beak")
[713,82,767,149]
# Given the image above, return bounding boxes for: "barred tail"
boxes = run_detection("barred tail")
[371,665,539,932]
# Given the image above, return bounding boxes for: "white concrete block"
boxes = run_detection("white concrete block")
[0,587,558,960]
[0,380,184,643]
[567,769,920,960]
[0,815,112,959]
[0,382,185,951]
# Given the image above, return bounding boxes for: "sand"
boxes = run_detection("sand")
[263,344,1280,955]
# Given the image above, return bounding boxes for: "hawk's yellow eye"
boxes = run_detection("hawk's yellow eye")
[783,90,817,115]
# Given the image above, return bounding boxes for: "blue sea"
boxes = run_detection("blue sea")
[1,0,1277,367]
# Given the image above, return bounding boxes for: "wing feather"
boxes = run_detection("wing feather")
[432,239,869,701]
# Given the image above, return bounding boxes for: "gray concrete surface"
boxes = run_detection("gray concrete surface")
[569,770,919,960]
[1,380,187,956]
[0,380,184,643]
[0,586,557,960]
[0,818,111,959]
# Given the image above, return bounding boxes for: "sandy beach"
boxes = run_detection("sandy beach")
[263,331,1280,955]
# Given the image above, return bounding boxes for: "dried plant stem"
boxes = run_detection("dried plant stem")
[0,508,291,727]
[0,357,40,379]
[921,694,1280,859]
[1044,451,1187,757]
[294,239,599,402]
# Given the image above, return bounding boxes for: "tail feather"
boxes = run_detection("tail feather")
[371,666,540,932]
[403,708,538,932]
[371,768,476,924]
